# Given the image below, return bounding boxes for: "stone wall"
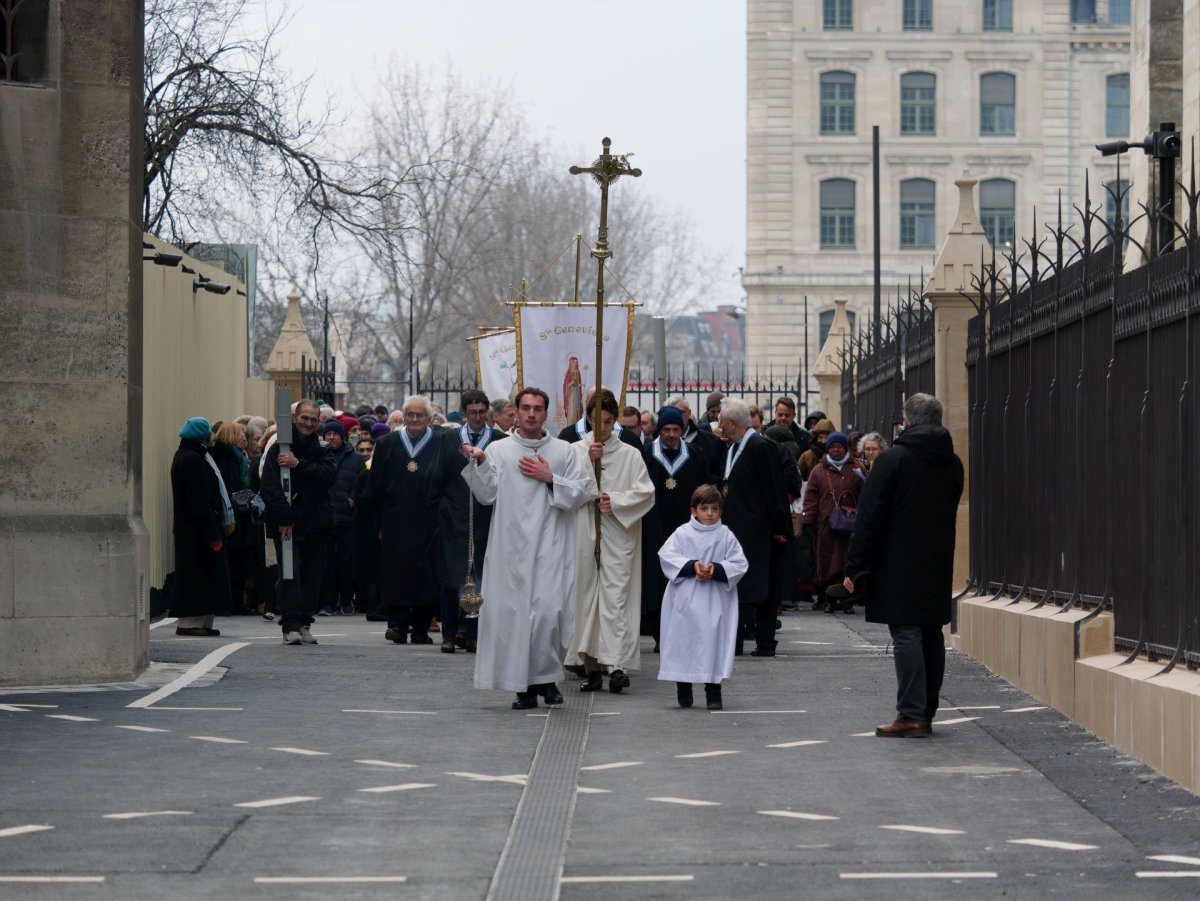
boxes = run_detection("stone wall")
[0,1,148,684]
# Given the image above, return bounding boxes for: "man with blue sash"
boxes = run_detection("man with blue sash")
[438,389,506,653]
[369,394,448,645]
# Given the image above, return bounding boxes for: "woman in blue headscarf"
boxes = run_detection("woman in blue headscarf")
[169,417,233,635]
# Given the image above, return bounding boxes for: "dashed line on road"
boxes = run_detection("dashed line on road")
[841,872,997,880]
[675,750,739,759]
[445,771,527,785]
[190,735,246,744]
[561,875,694,884]
[357,784,437,793]
[103,811,193,820]
[0,876,105,883]
[127,641,249,709]
[355,759,415,769]
[146,706,243,711]
[576,787,611,794]
[115,725,170,733]
[1008,838,1098,851]
[0,825,54,839]
[254,876,407,884]
[271,747,328,756]
[1137,872,1200,878]
[341,709,438,715]
[758,810,839,822]
[880,825,965,836]
[932,717,981,726]
[45,715,98,722]
[580,761,644,771]
[647,797,720,807]
[235,796,320,808]
[1147,855,1200,866]
[708,709,806,715]
[1005,706,1049,713]
[767,740,827,748]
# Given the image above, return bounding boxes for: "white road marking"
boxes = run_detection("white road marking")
[271,747,328,756]
[0,825,54,838]
[675,750,739,759]
[942,706,1000,711]
[789,641,834,645]
[0,876,105,883]
[767,740,827,748]
[341,709,438,715]
[708,709,806,714]
[1005,706,1049,713]
[932,717,981,726]
[852,731,877,737]
[0,705,31,712]
[235,796,320,808]
[527,713,549,718]
[880,825,965,836]
[576,787,611,794]
[588,712,621,716]
[0,704,57,710]
[561,875,694,884]
[580,761,644,771]
[149,617,177,630]
[103,811,193,820]
[1137,872,1200,878]
[254,876,408,884]
[841,872,996,880]
[647,797,720,807]
[127,642,250,708]
[758,810,839,821]
[191,735,246,744]
[445,771,528,785]
[357,784,437,793]
[145,706,243,711]
[115,725,170,733]
[45,714,98,722]
[1147,855,1200,866]
[1008,838,1098,851]
[355,759,415,769]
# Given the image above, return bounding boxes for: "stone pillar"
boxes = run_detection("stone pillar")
[264,289,319,401]
[1184,0,1199,148]
[924,173,991,590]
[0,1,148,683]
[810,296,854,430]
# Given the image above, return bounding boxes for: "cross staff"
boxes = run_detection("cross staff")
[570,137,642,564]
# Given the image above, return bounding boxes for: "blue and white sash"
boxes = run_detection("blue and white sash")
[399,426,434,460]
[723,429,754,482]
[651,437,690,478]
[460,425,492,452]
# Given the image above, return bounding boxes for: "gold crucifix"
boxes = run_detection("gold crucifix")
[570,137,642,564]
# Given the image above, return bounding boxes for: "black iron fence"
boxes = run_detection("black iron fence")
[300,355,336,407]
[965,170,1200,668]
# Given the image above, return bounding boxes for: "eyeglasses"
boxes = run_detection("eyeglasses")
[403,411,429,420]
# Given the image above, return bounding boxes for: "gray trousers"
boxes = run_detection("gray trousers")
[887,624,945,724]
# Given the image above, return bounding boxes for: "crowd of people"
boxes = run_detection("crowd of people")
[168,386,962,732]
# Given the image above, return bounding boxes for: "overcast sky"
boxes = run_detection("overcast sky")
[268,0,747,307]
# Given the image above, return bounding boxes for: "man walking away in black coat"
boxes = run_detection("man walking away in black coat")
[261,399,336,645]
[843,393,964,738]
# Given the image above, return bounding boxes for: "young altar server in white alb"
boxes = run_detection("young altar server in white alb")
[568,389,656,694]
[657,484,749,711]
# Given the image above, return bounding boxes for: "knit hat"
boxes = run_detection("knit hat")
[321,420,346,438]
[827,431,849,450]
[179,417,212,442]
[764,424,794,444]
[336,414,359,433]
[357,415,377,430]
[656,406,685,431]
[705,391,725,410]
[370,422,390,439]
[811,418,835,436]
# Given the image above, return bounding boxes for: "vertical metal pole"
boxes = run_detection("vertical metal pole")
[803,295,810,417]
[873,125,882,343]
[408,292,415,398]
[654,316,667,409]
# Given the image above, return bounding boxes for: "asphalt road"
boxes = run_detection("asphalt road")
[1,607,1198,899]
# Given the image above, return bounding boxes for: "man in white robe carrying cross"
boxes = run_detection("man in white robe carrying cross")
[462,387,595,710]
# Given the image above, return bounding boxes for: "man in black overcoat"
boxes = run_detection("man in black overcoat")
[438,389,506,654]
[717,398,791,656]
[843,393,964,738]
[370,395,449,645]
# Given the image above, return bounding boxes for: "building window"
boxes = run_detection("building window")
[1106,73,1129,137]
[1107,0,1130,24]
[820,179,856,249]
[824,0,852,30]
[819,309,858,349]
[979,178,1016,249]
[1070,0,1096,23]
[980,72,1016,136]
[899,178,936,249]
[900,72,936,136]
[982,0,1012,31]
[820,71,856,135]
[903,0,932,31]
[0,0,49,83]
[1104,179,1130,245]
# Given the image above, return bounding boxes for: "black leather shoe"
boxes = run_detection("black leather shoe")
[384,628,406,644]
[564,663,586,677]
[411,633,434,645]
[705,685,723,711]
[541,684,564,707]
[465,639,477,653]
[608,670,630,693]
[676,683,694,708]
[511,692,538,710]
[750,644,776,657]
[580,672,604,692]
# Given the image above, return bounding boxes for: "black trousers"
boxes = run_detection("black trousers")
[274,533,329,633]
[735,593,777,654]
[321,528,355,610]
[888,624,946,724]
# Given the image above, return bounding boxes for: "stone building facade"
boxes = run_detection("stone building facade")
[744,0,1134,388]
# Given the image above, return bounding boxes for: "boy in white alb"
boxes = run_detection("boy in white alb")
[656,484,748,710]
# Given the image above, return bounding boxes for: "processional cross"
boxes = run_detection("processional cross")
[570,137,642,564]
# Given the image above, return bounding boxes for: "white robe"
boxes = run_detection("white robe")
[567,433,655,672]
[465,431,594,692]
[657,518,749,684]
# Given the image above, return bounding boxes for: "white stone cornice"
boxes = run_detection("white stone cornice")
[964,50,1033,62]
[885,154,954,166]
[804,50,872,61]
[885,50,953,61]
[805,154,871,166]
[964,154,1034,168]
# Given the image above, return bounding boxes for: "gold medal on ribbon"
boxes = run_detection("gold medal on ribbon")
[721,484,730,497]
[407,460,419,472]
[664,477,677,490]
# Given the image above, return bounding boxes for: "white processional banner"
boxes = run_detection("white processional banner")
[473,329,518,404]
[515,303,635,433]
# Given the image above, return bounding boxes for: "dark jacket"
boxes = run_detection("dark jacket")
[260,430,336,538]
[802,456,866,583]
[720,432,791,604]
[329,444,364,528]
[845,424,964,626]
[209,442,252,550]
[169,438,232,617]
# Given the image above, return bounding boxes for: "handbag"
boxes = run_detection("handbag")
[827,489,857,535]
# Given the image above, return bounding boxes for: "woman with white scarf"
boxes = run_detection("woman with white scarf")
[801,431,866,614]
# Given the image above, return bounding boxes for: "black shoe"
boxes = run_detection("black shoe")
[608,670,630,693]
[705,685,723,711]
[365,613,386,622]
[580,672,604,692]
[653,643,660,654]
[750,644,776,658]
[541,684,564,707]
[676,683,694,708]
[512,691,538,710]
[384,628,406,644]
[454,633,467,649]
[411,633,434,645]
[564,663,586,677]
